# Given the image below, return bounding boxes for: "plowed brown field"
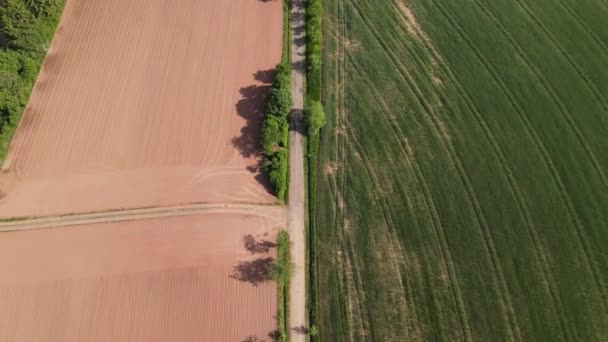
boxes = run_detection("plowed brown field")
[0,214,280,341]
[0,0,283,218]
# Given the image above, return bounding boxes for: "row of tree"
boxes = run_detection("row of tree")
[262,63,292,202]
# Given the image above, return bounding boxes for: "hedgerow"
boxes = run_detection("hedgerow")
[306,0,323,101]
[304,0,325,340]
[272,230,292,341]
[261,0,292,203]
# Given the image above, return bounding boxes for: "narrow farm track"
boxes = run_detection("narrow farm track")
[0,203,288,232]
[288,0,307,340]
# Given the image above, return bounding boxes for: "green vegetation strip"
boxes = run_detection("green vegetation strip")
[303,0,326,340]
[273,230,293,341]
[0,0,65,160]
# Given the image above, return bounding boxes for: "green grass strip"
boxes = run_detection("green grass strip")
[274,230,293,341]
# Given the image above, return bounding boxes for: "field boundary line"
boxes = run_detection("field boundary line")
[0,203,288,232]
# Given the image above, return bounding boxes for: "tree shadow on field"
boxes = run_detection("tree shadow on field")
[291,325,309,334]
[230,257,275,286]
[243,234,277,254]
[240,335,260,342]
[233,68,279,195]
[240,330,281,342]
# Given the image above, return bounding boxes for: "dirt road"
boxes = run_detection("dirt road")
[0,203,287,232]
[288,0,307,340]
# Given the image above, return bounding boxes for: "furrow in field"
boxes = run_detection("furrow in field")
[430,0,608,316]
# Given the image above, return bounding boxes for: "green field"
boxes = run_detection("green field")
[313,0,608,340]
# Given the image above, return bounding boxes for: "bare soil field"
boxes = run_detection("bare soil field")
[0,0,283,218]
[0,213,280,341]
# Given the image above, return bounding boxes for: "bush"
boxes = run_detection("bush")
[261,59,291,202]
[307,100,326,134]
[262,115,288,151]
[265,149,288,201]
[265,86,293,118]
[274,63,291,89]
[270,230,293,281]
[273,230,292,341]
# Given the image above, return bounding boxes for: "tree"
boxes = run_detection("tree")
[265,87,293,118]
[306,100,326,134]
[262,115,288,152]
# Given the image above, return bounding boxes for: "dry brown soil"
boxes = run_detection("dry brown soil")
[0,0,283,218]
[0,214,280,341]
[0,0,285,340]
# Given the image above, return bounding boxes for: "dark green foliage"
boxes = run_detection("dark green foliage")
[262,115,288,152]
[261,64,291,202]
[0,0,64,159]
[265,149,288,202]
[265,86,292,118]
[274,62,291,89]
[261,0,292,203]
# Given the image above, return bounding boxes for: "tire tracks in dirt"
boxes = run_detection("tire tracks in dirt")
[0,203,287,233]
